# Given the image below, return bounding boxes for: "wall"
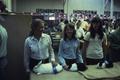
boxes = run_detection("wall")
[3,0,120,13]
[15,0,104,14]
[12,0,16,12]
[0,15,32,80]
[104,0,111,11]
[64,0,104,19]
[114,0,120,11]
[16,0,64,12]
[14,0,104,20]
[105,0,120,12]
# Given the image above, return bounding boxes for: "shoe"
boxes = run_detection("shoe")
[106,62,113,68]
[96,61,106,69]
[97,60,113,69]
[77,63,87,71]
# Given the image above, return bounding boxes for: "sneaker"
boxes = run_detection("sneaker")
[77,63,88,71]
[106,62,113,68]
[97,62,106,69]
[97,60,113,69]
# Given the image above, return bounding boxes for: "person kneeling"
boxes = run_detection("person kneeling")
[58,23,87,71]
[24,18,62,74]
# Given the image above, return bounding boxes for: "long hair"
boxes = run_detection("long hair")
[63,23,77,41]
[76,20,81,29]
[29,18,44,36]
[114,18,120,29]
[89,17,104,40]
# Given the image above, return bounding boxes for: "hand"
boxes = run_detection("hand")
[51,61,58,67]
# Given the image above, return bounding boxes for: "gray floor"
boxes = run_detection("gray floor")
[30,70,120,80]
[30,70,87,80]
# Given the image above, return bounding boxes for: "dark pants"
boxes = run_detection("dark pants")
[106,49,120,63]
[86,58,103,65]
[64,58,76,69]
[64,58,87,71]
[0,56,7,80]
[29,58,49,70]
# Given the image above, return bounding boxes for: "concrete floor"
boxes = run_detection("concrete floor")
[30,70,120,80]
[30,50,87,80]
[30,49,120,80]
[30,70,87,80]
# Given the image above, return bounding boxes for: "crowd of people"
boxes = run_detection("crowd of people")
[23,14,120,74]
[0,0,120,77]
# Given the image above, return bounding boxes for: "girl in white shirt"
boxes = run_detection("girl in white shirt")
[82,17,107,65]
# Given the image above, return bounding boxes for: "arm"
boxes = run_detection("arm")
[24,39,30,72]
[48,35,57,67]
[106,33,115,62]
[58,39,66,67]
[102,33,108,58]
[82,41,89,65]
[48,35,55,62]
[82,32,90,64]
[76,41,84,63]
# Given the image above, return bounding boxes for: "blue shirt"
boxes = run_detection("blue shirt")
[58,38,83,66]
[24,33,55,70]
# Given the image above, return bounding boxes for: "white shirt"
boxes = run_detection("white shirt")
[0,24,8,58]
[24,33,55,69]
[59,22,65,32]
[75,25,85,39]
[84,32,107,59]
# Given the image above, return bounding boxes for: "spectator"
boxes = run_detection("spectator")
[58,23,87,71]
[82,17,107,65]
[24,19,62,74]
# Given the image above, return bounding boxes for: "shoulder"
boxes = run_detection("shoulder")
[0,25,7,32]
[60,38,66,44]
[103,32,106,35]
[85,32,91,37]
[108,30,118,39]
[84,32,91,41]
[25,36,32,43]
[109,31,115,37]
[103,32,107,37]
[42,33,50,38]
[60,38,64,42]
[42,33,52,43]
[74,39,80,44]
[86,32,90,35]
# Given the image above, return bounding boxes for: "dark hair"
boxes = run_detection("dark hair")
[114,18,120,28]
[76,20,81,29]
[29,18,44,36]
[0,1,8,12]
[89,17,104,39]
[64,19,69,24]
[60,18,64,22]
[63,23,77,41]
